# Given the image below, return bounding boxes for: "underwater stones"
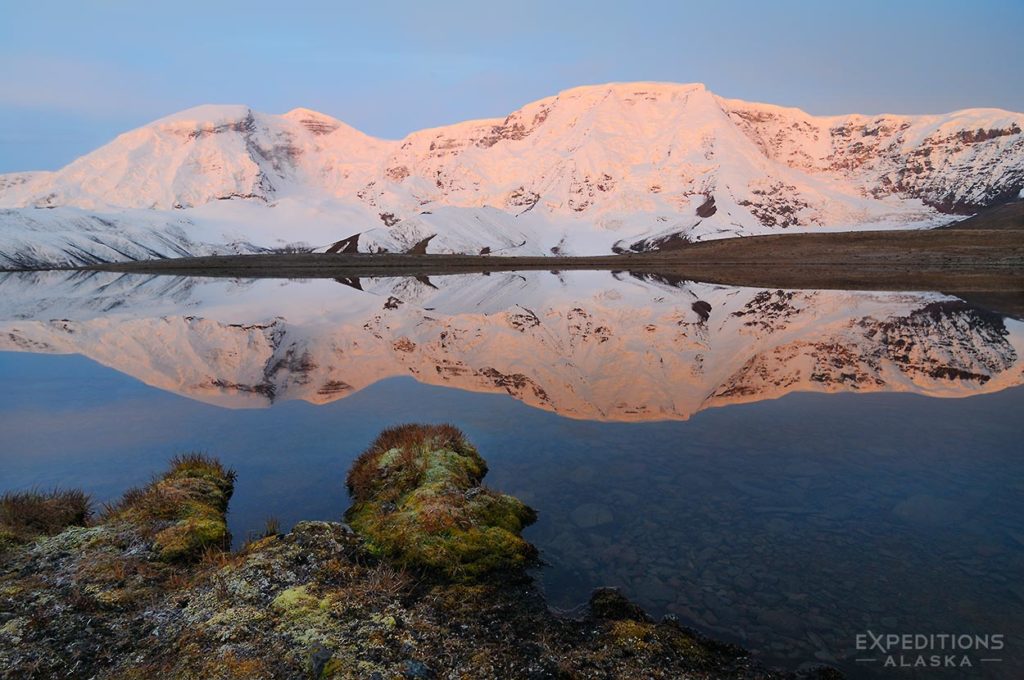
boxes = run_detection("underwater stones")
[891,493,965,525]
[402,659,435,678]
[345,424,537,581]
[757,608,803,635]
[635,574,676,603]
[570,502,613,528]
[734,572,756,590]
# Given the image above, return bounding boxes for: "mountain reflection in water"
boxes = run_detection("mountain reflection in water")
[1,270,1020,420]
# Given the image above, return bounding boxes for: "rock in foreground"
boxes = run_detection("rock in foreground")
[346,423,538,580]
[0,427,838,679]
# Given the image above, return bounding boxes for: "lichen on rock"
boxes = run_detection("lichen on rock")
[345,423,537,580]
[105,453,235,561]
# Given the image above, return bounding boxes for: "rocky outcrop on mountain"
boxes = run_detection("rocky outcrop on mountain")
[724,101,1024,213]
[1,271,1019,420]
[1,83,1021,267]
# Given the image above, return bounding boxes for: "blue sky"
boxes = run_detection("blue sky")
[1,0,1022,172]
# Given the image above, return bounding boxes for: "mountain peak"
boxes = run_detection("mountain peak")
[0,82,1021,266]
[557,81,708,97]
[283,106,334,119]
[149,104,254,128]
[282,107,349,136]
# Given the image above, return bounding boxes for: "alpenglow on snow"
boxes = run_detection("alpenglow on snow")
[1,82,1022,268]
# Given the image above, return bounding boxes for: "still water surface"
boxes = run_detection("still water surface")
[1,270,1021,678]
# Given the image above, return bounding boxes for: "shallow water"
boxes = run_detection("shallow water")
[1,270,1021,678]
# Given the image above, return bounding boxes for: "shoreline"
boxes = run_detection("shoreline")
[72,227,1024,288]
[63,227,1024,293]
[3,226,1022,317]
[0,426,840,679]
[0,226,1019,287]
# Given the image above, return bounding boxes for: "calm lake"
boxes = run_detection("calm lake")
[1,270,1022,678]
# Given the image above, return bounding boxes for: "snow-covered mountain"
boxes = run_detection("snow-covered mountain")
[2,82,1023,267]
[1,271,1020,420]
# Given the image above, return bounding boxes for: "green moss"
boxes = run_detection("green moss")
[669,631,713,661]
[154,517,228,561]
[243,534,279,553]
[369,612,397,629]
[107,453,234,563]
[272,585,321,616]
[319,656,347,678]
[204,606,269,630]
[0,617,28,644]
[89,585,142,608]
[473,493,536,533]
[272,585,334,631]
[345,424,537,581]
[610,619,655,652]
[0,528,19,552]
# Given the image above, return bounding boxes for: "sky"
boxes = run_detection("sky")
[1,0,1022,172]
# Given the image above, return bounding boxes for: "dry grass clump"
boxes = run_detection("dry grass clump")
[167,453,236,484]
[348,561,410,599]
[347,423,483,502]
[104,453,235,520]
[0,487,91,544]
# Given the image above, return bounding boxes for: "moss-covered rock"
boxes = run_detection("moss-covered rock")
[345,424,537,580]
[154,516,229,561]
[0,457,236,676]
[107,453,235,562]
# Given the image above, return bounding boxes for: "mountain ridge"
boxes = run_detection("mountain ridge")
[1,82,1022,268]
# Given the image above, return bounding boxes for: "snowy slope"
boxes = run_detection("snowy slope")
[1,271,1020,420]
[1,83,1022,267]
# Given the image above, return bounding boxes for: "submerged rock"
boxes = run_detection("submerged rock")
[0,427,840,679]
[571,502,614,528]
[590,586,650,622]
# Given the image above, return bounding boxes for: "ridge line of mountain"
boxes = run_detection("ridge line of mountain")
[1,81,1021,268]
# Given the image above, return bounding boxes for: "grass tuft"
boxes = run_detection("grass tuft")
[101,453,236,562]
[168,453,237,484]
[0,488,91,544]
[347,423,484,502]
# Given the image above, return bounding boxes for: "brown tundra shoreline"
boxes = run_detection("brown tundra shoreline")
[77,227,1024,293]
